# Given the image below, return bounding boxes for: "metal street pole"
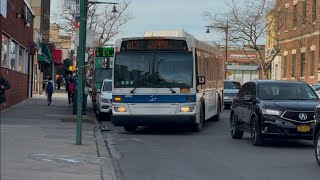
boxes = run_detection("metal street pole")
[76,0,86,145]
[224,20,228,80]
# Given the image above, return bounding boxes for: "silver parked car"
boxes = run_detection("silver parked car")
[311,83,320,97]
[96,79,112,121]
[223,80,241,109]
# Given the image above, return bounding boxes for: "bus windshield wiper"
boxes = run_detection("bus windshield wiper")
[167,86,176,94]
[157,72,176,94]
[130,87,137,94]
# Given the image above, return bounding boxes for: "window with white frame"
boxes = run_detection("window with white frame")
[1,34,9,67]
[18,46,23,72]
[2,35,28,73]
[24,50,28,73]
[10,41,18,70]
[310,50,315,76]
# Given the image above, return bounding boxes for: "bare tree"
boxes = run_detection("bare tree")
[52,0,132,48]
[204,0,280,79]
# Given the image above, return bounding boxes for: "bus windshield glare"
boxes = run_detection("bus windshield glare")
[114,51,193,88]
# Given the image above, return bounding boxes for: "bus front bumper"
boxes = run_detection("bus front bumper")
[112,115,196,126]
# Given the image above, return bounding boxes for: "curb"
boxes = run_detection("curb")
[93,116,118,180]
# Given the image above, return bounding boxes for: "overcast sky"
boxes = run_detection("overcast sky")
[51,0,228,44]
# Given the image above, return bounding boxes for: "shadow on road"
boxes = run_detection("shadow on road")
[117,119,221,136]
[240,137,315,149]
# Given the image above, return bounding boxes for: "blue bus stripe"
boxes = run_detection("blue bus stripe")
[112,95,196,103]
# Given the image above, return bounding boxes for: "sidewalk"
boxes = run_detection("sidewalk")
[0,90,113,180]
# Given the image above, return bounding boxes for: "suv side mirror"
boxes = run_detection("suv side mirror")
[243,95,255,102]
[198,76,206,85]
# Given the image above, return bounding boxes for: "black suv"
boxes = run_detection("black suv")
[314,105,320,166]
[230,80,319,146]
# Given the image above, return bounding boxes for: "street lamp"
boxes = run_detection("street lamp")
[87,1,119,13]
[206,19,229,80]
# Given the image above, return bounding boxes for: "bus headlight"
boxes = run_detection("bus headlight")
[180,106,194,112]
[114,107,127,112]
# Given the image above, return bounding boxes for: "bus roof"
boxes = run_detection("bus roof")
[115,30,221,55]
[144,30,195,39]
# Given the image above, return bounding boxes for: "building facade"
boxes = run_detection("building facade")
[1,0,35,110]
[221,46,265,84]
[49,23,72,76]
[266,10,282,80]
[275,0,320,84]
[30,0,52,94]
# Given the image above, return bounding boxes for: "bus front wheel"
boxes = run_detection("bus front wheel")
[192,105,204,132]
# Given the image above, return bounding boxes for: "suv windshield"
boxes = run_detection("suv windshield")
[258,83,318,100]
[102,81,112,92]
[224,81,241,89]
[114,51,193,88]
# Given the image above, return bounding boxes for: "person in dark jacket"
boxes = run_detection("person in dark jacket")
[0,74,11,104]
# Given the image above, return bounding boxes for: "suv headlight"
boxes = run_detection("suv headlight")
[261,108,282,116]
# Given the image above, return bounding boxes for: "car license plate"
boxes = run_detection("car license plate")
[297,125,310,132]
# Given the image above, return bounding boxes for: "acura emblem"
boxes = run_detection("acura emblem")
[299,113,307,120]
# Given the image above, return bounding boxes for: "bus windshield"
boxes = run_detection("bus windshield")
[114,51,193,88]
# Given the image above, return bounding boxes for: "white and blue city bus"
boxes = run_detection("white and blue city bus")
[112,30,224,132]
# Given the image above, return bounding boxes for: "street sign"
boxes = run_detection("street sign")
[102,58,108,68]
[94,57,113,69]
[95,47,114,57]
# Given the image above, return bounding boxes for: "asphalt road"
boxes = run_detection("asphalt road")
[101,109,320,180]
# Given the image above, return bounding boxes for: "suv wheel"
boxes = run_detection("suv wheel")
[251,116,264,146]
[230,113,243,139]
[316,131,320,166]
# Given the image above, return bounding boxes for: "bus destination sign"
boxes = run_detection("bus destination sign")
[121,39,188,51]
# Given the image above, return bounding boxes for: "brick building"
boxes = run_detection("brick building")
[1,0,35,110]
[221,46,265,84]
[275,0,320,84]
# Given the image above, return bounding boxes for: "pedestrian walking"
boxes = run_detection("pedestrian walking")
[0,74,11,105]
[45,77,54,106]
[83,79,90,115]
[57,74,63,90]
[67,77,75,105]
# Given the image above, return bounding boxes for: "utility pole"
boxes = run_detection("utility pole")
[224,20,228,80]
[75,0,118,145]
[76,0,86,145]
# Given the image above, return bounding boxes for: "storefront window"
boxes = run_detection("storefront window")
[10,41,17,70]
[1,34,9,67]
[18,47,23,72]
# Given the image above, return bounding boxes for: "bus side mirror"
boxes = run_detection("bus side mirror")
[198,76,206,85]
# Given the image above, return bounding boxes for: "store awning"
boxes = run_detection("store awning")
[53,49,63,64]
[37,54,50,64]
[41,43,52,61]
